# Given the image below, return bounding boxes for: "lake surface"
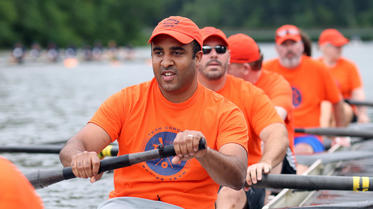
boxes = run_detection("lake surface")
[0,42,372,208]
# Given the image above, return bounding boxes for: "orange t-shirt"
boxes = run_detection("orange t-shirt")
[264,56,342,138]
[255,70,295,155]
[318,57,363,99]
[0,157,43,209]
[90,78,248,209]
[217,75,284,166]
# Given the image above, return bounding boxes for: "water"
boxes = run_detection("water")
[1,42,373,208]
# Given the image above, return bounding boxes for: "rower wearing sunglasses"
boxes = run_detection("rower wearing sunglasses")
[197,26,289,209]
[263,25,348,156]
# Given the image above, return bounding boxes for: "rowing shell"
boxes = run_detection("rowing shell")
[263,143,360,208]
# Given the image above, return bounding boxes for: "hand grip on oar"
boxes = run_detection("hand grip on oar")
[27,137,206,189]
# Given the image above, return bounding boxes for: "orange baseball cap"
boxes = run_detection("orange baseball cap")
[200,26,229,46]
[148,16,202,48]
[319,29,349,47]
[275,25,302,45]
[228,33,260,63]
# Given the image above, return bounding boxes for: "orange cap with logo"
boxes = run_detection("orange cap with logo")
[228,33,261,63]
[275,25,302,45]
[200,27,229,46]
[319,29,349,47]
[148,16,203,48]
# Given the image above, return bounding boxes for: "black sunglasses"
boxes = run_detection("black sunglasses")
[202,45,227,54]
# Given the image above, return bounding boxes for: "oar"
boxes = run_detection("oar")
[26,138,206,189]
[296,151,373,165]
[345,99,373,107]
[253,174,373,192]
[0,144,119,157]
[295,127,373,138]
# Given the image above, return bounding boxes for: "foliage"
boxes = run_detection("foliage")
[1,0,373,48]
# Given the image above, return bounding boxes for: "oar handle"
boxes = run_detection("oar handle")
[27,137,206,189]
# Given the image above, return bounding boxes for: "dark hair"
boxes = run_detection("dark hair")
[191,40,201,59]
[249,54,263,71]
[300,30,312,57]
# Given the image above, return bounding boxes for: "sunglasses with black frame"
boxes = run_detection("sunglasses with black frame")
[202,45,227,54]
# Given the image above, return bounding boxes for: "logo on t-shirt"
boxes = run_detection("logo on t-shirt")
[292,87,302,107]
[144,131,186,177]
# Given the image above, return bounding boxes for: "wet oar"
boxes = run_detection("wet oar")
[345,99,373,107]
[26,138,206,189]
[296,151,373,165]
[0,144,119,157]
[295,127,373,138]
[254,174,373,192]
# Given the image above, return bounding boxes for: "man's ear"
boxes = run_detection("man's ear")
[195,50,203,64]
[243,63,250,75]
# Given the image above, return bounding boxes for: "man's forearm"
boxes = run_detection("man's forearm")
[59,138,86,167]
[197,146,247,190]
[260,124,288,168]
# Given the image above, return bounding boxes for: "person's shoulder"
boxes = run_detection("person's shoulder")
[262,70,291,88]
[227,74,261,94]
[302,56,328,71]
[263,58,279,67]
[338,57,358,69]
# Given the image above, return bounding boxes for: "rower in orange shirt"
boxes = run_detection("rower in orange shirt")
[264,25,347,155]
[60,16,248,209]
[0,156,43,209]
[318,28,369,127]
[227,33,296,176]
[198,27,288,209]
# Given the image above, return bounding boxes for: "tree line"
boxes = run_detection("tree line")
[1,0,373,48]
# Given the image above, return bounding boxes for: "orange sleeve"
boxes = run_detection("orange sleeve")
[90,90,127,142]
[262,72,293,113]
[348,61,363,89]
[216,105,249,152]
[249,88,284,135]
[0,157,43,209]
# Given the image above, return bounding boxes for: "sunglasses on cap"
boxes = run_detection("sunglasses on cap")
[276,28,299,37]
[202,45,227,54]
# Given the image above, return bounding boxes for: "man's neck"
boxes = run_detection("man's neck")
[160,80,198,103]
[246,70,262,84]
[323,57,338,68]
[197,73,227,92]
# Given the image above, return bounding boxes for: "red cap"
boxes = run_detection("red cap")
[228,33,261,63]
[275,25,302,45]
[148,16,202,48]
[319,29,349,47]
[200,27,229,46]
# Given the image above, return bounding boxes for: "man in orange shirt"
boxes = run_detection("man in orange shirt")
[198,27,288,209]
[264,25,347,155]
[59,16,249,209]
[0,156,43,209]
[227,33,296,175]
[318,28,369,126]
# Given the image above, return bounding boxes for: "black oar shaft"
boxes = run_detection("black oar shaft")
[254,174,373,191]
[295,127,373,138]
[345,99,373,107]
[27,139,206,189]
[0,145,63,154]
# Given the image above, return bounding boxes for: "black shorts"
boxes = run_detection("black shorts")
[281,147,297,174]
[245,187,265,209]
